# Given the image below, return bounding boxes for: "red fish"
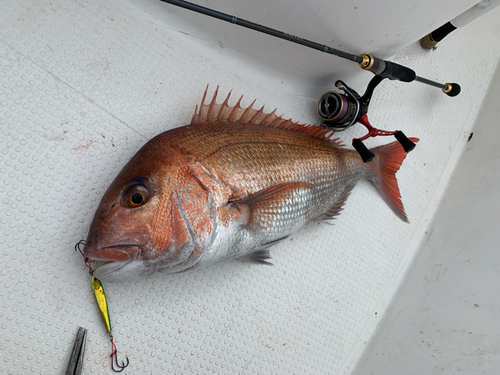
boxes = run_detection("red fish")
[83,87,418,281]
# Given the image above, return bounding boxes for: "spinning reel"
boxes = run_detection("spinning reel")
[317,75,417,162]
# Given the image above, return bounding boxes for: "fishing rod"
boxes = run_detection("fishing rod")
[159,0,460,162]
[159,0,461,96]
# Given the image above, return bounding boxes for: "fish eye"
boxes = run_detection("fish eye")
[124,185,149,208]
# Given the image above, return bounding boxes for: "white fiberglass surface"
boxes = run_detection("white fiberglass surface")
[1,1,500,374]
[353,61,500,375]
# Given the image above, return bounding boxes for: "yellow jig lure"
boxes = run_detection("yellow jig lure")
[91,276,112,333]
[75,240,129,372]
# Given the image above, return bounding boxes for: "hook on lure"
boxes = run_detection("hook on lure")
[91,275,130,372]
[75,240,93,274]
[75,240,130,372]
[74,239,87,256]
[110,335,130,372]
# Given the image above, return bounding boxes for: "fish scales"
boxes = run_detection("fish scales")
[83,86,417,280]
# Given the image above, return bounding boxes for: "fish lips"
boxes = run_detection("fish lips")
[84,245,141,279]
[84,245,139,261]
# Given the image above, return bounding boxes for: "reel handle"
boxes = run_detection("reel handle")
[394,131,416,152]
[353,132,416,163]
[352,139,375,163]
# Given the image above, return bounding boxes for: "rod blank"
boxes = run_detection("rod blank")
[159,0,460,95]
[159,0,362,63]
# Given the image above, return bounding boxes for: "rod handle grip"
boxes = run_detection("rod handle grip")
[385,61,416,82]
[358,54,416,82]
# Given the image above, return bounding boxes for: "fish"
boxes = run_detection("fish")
[83,86,418,281]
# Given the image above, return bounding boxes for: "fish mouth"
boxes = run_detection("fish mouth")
[84,245,141,279]
[92,259,133,279]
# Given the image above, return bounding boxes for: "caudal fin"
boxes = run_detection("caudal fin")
[369,138,419,222]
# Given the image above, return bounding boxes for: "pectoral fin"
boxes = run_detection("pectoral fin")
[232,182,316,232]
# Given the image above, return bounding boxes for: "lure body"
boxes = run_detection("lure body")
[91,276,112,333]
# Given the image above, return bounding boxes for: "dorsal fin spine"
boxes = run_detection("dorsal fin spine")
[240,99,257,123]
[269,116,284,127]
[207,86,219,121]
[197,85,209,124]
[190,86,344,148]
[192,105,199,124]
[217,91,232,121]
[229,95,244,122]
[250,105,265,124]
[260,108,277,126]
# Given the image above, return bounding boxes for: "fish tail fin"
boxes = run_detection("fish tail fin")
[368,138,419,223]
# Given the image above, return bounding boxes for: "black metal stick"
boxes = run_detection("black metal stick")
[159,0,363,63]
[159,0,460,96]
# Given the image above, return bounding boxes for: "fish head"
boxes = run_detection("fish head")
[82,159,161,280]
[83,137,214,281]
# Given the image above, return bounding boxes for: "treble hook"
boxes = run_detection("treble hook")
[111,352,130,372]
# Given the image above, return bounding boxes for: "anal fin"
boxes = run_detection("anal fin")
[319,186,354,220]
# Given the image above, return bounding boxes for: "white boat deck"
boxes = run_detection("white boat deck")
[1,1,499,373]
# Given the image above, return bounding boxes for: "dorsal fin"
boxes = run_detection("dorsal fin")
[191,85,345,148]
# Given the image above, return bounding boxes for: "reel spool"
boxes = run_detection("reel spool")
[317,76,416,163]
[317,81,361,131]
[317,92,358,130]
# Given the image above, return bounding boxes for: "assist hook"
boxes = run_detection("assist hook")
[74,239,88,258]
[111,354,130,373]
[110,334,130,372]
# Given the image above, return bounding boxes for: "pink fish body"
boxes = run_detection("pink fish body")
[83,87,417,281]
